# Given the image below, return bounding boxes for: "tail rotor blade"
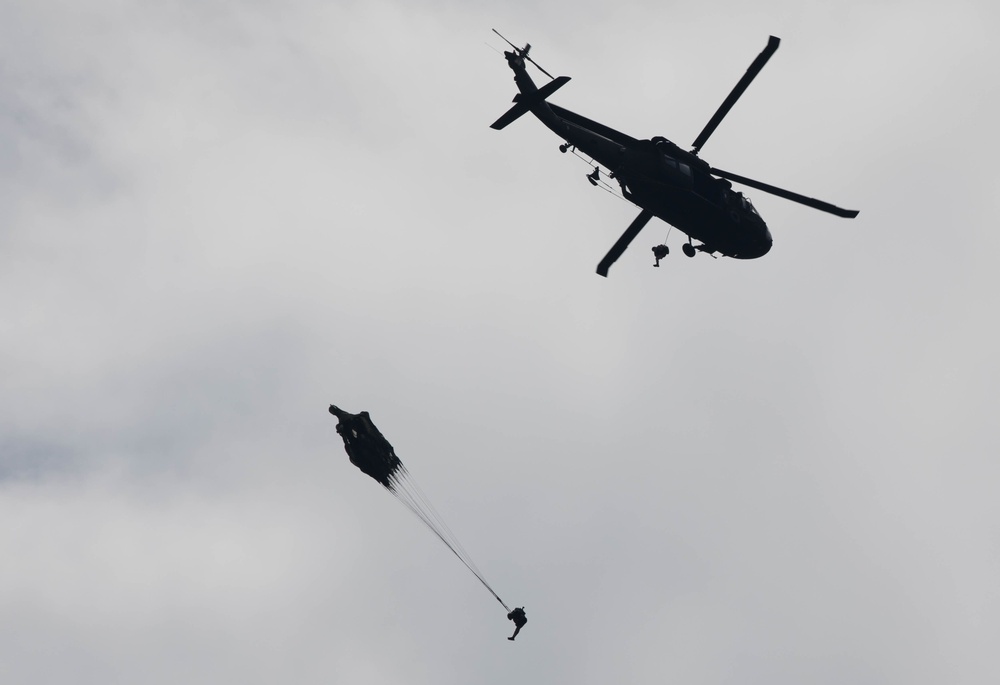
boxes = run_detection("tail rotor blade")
[492,28,519,51]
[492,28,555,80]
[526,55,555,80]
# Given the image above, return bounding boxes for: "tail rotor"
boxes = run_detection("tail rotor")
[492,28,555,80]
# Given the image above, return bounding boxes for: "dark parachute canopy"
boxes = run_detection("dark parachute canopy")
[330,406,402,488]
[329,404,510,612]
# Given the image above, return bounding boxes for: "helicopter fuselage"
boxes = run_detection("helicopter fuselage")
[503,50,771,260]
[490,33,858,275]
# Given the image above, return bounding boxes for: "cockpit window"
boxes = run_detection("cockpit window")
[662,156,692,178]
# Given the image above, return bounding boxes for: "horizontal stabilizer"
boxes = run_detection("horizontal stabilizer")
[490,76,570,130]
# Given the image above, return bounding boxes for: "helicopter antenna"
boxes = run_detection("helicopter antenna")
[492,28,556,80]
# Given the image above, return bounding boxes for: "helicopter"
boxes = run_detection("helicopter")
[489,30,859,276]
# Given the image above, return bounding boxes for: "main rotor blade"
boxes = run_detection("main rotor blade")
[691,36,780,154]
[492,28,519,51]
[597,209,654,277]
[712,167,859,218]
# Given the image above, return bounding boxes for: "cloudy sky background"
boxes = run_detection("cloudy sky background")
[2,1,999,683]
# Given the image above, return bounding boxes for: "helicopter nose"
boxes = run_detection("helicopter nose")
[761,230,773,256]
[741,230,772,259]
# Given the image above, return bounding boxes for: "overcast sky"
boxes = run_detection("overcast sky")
[2,1,999,683]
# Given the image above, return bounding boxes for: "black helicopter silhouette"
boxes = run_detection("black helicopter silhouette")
[489,30,859,276]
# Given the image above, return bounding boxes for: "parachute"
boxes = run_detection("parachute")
[329,404,510,612]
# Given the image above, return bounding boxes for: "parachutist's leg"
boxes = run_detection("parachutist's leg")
[508,624,522,641]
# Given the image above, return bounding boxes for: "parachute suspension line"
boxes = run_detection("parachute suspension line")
[396,469,510,611]
[386,466,511,613]
[390,468,481,582]
[396,467,481,578]
[391,472,510,613]
[328,406,509,613]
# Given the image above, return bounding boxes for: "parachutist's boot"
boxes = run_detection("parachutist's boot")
[508,637,515,641]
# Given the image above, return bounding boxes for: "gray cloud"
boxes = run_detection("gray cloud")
[2,0,999,683]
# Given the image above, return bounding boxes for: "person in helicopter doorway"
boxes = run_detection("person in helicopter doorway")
[507,607,527,641]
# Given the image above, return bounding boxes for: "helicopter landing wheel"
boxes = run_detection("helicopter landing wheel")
[559,143,572,153]
[682,242,696,258]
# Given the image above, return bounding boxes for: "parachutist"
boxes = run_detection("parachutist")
[507,607,527,641]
